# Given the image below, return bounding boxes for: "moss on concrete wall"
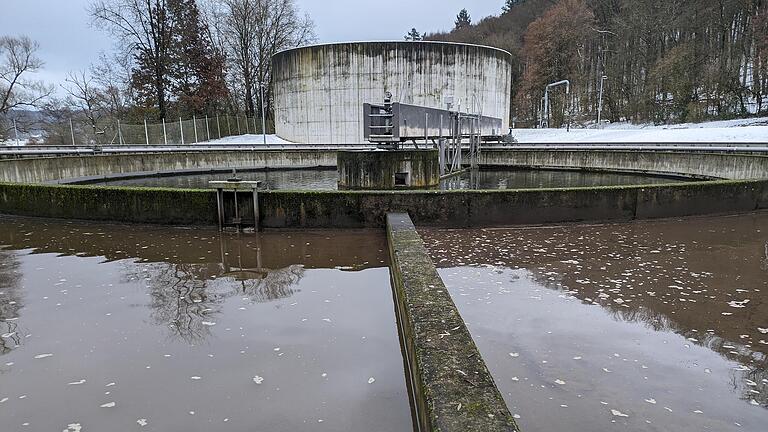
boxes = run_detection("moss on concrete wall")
[0,182,217,225]
[387,212,519,432]
[1,180,766,228]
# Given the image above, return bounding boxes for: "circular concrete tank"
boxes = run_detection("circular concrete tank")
[272,41,513,144]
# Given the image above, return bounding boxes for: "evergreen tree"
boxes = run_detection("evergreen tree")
[455,9,471,30]
[502,0,524,14]
[405,28,422,41]
[167,0,228,115]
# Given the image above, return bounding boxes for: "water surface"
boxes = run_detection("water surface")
[88,168,685,190]
[421,213,768,432]
[0,217,412,431]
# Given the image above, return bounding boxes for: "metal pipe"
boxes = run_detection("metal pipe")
[543,80,571,129]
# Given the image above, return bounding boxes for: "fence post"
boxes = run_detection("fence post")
[180,117,184,145]
[205,115,211,141]
[216,114,221,139]
[144,118,150,145]
[193,115,199,143]
[13,118,19,146]
[117,119,122,145]
[70,118,76,146]
[162,118,168,145]
[226,115,231,136]
[236,116,241,135]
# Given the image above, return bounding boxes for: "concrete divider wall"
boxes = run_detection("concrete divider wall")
[1,180,766,228]
[0,150,337,184]
[480,150,768,180]
[386,212,519,432]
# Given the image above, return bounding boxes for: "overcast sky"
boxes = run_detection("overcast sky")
[1,0,504,89]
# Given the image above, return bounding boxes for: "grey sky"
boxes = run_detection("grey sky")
[1,0,504,89]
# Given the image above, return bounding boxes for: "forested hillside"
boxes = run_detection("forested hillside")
[428,0,768,126]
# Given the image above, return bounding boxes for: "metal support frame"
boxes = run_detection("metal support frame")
[210,180,262,232]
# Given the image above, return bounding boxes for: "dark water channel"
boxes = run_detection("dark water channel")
[87,168,685,190]
[421,212,768,432]
[0,217,412,431]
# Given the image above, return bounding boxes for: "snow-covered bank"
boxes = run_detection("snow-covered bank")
[512,117,768,143]
[206,134,293,145]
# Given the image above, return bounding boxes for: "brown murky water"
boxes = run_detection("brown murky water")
[421,212,768,432]
[0,217,413,432]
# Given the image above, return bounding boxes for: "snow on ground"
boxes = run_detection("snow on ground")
[0,139,28,147]
[206,134,293,145]
[512,117,768,143]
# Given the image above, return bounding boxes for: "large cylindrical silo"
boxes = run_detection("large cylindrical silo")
[272,41,513,144]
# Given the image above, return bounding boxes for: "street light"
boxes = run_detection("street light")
[258,81,267,145]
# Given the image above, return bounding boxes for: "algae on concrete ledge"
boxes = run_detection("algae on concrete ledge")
[386,212,519,432]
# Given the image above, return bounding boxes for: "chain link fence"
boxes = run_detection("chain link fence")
[45,114,267,146]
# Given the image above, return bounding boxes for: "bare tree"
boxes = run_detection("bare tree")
[62,70,104,141]
[89,0,175,119]
[0,35,52,115]
[217,0,315,118]
[91,52,134,118]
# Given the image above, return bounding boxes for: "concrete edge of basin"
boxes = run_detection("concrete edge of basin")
[0,179,767,228]
[386,212,520,432]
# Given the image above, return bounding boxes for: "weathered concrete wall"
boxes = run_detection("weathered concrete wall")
[386,212,519,432]
[0,183,218,225]
[338,150,440,189]
[3,180,766,228]
[480,149,768,180]
[272,42,513,144]
[0,150,336,184]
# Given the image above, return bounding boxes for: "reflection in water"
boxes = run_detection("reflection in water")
[441,168,686,190]
[0,216,410,432]
[88,168,340,190]
[88,167,687,191]
[422,212,768,431]
[131,261,305,344]
[0,250,23,355]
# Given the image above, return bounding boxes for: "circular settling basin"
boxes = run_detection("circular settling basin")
[83,168,689,190]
